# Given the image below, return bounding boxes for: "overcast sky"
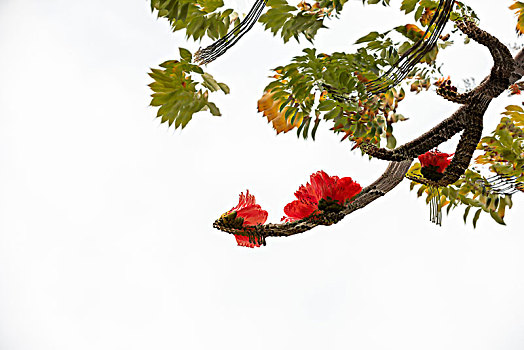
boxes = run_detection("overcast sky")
[1,1,524,349]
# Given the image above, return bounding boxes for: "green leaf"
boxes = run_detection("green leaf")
[179,47,193,62]
[318,99,337,111]
[218,82,230,94]
[311,118,321,140]
[463,206,471,223]
[207,101,221,116]
[178,3,190,23]
[202,72,221,91]
[401,0,419,14]
[148,59,228,130]
[386,134,397,149]
[355,31,380,44]
[472,208,482,228]
[489,210,506,225]
[200,0,224,13]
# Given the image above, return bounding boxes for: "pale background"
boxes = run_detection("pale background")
[1,0,524,349]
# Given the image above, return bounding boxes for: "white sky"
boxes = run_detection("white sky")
[1,1,524,349]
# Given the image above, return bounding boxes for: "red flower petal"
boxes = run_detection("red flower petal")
[331,177,363,204]
[230,191,256,212]
[229,190,268,226]
[282,170,362,222]
[234,234,261,248]
[224,190,268,248]
[418,150,453,173]
[282,199,318,223]
[294,184,318,204]
[236,205,268,226]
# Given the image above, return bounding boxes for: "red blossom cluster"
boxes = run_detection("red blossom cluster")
[418,150,453,173]
[281,170,362,222]
[223,191,268,248]
[220,171,362,248]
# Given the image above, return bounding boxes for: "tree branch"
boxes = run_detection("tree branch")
[362,20,515,162]
[213,160,412,240]
[213,21,524,243]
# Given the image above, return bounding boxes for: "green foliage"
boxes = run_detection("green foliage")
[259,0,348,43]
[262,0,463,143]
[400,0,478,23]
[147,0,524,229]
[409,165,512,227]
[475,105,524,181]
[355,23,444,67]
[148,0,457,136]
[150,0,239,40]
[264,48,368,139]
[409,105,524,227]
[262,47,412,144]
[148,48,229,129]
[451,1,479,22]
[400,0,419,14]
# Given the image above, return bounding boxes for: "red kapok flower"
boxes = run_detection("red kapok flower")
[221,190,268,248]
[415,150,454,225]
[418,149,453,182]
[281,170,362,223]
[418,150,453,172]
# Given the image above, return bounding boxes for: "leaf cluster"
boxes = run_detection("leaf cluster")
[261,9,457,144]
[149,48,230,129]
[475,105,524,181]
[409,165,512,228]
[263,48,381,140]
[151,0,239,40]
[259,0,348,43]
[401,0,478,23]
[409,105,524,228]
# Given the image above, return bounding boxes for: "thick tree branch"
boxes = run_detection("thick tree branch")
[213,160,412,240]
[214,21,524,243]
[362,20,515,163]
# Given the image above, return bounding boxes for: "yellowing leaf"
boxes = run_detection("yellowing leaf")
[510,1,524,35]
[257,91,303,134]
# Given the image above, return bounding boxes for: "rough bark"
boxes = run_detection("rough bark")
[214,21,524,242]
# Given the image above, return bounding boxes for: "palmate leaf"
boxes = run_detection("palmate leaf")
[148,47,230,129]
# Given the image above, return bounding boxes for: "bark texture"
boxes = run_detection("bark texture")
[214,21,524,242]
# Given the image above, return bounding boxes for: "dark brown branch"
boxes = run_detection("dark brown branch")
[362,20,515,163]
[438,91,470,104]
[510,49,524,84]
[214,21,524,242]
[213,160,412,239]
[438,96,488,185]
[457,20,515,99]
